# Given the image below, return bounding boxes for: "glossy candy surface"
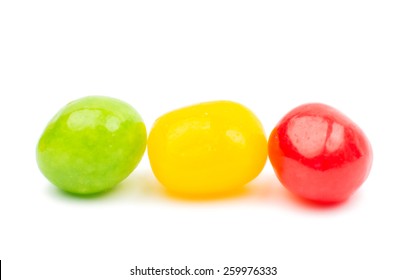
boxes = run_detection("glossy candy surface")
[268,103,372,203]
[37,96,147,194]
[148,101,268,197]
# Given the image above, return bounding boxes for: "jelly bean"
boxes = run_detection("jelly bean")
[148,101,267,197]
[37,96,147,194]
[268,103,373,203]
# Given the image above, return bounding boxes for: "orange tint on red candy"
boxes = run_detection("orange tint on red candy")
[268,103,373,203]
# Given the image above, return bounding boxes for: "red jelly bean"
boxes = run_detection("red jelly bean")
[268,103,373,203]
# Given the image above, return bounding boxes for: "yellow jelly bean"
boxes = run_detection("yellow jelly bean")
[148,101,267,197]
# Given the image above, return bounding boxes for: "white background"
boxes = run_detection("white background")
[1,1,405,279]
